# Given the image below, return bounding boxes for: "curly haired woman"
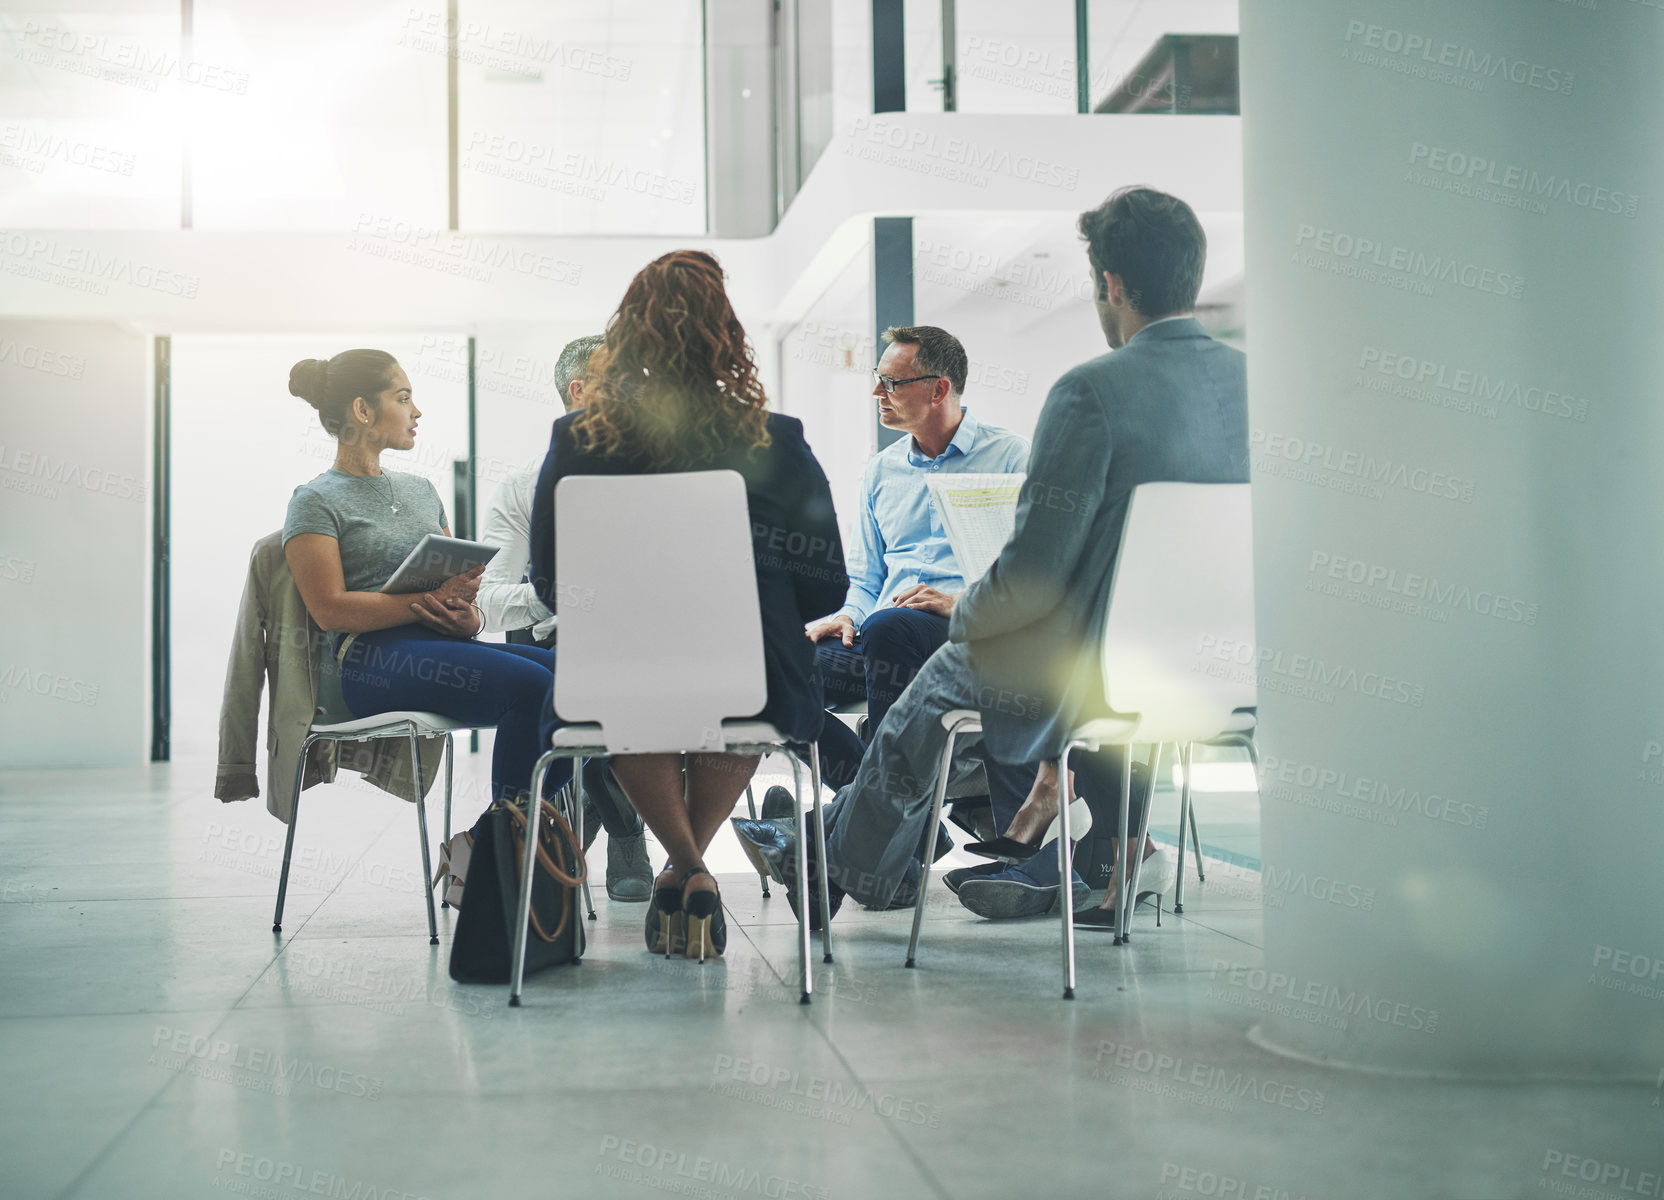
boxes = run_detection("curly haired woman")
[527,250,848,961]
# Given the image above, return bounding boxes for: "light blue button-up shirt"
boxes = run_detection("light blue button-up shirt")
[835,409,1030,626]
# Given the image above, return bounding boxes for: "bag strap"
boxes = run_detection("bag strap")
[505,799,589,944]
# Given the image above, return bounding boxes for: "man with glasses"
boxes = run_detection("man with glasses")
[738,187,1242,927]
[800,326,1028,798]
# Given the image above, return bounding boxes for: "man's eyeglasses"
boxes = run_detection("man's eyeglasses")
[871,369,942,394]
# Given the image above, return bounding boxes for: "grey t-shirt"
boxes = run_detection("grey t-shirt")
[283,469,449,592]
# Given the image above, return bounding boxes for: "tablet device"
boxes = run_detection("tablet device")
[379,535,499,595]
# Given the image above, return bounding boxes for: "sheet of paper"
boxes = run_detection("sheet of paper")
[925,472,1026,583]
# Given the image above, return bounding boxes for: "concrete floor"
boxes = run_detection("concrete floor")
[1,753,1656,1200]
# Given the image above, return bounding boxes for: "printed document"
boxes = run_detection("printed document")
[925,473,1026,583]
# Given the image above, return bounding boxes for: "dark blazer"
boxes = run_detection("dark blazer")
[948,318,1249,763]
[530,410,847,744]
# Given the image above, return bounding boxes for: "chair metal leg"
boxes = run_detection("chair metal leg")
[571,768,595,921]
[1058,741,1082,999]
[272,734,313,934]
[1121,743,1163,941]
[1188,787,1206,883]
[443,733,454,845]
[1175,742,1193,913]
[554,780,585,960]
[809,743,833,964]
[440,734,455,908]
[408,730,439,946]
[745,783,770,898]
[1114,747,1133,945]
[788,753,812,1004]
[510,750,559,1005]
[906,722,965,969]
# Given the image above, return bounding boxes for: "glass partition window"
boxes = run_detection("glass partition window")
[189,1,447,230]
[457,0,705,234]
[827,0,870,143]
[0,4,182,228]
[0,0,706,232]
[901,0,944,113]
[953,0,1078,114]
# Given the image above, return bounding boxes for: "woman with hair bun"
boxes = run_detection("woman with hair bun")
[283,349,567,806]
[529,250,848,961]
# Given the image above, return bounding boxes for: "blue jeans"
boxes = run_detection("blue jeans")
[822,641,1145,906]
[337,627,569,804]
[814,607,950,791]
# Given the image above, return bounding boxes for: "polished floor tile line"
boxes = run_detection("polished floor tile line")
[741,889,958,1200]
[1169,911,1263,950]
[48,806,405,1200]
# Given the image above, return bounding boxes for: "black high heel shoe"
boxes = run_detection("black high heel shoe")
[681,868,726,962]
[645,866,684,957]
[965,798,1094,862]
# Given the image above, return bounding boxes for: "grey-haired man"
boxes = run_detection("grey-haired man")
[475,333,652,902]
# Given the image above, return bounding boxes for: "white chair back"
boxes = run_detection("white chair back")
[553,470,768,753]
[1100,482,1255,743]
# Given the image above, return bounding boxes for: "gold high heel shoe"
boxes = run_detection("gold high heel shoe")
[681,869,725,963]
[646,866,685,957]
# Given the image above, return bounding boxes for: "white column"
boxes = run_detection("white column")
[1240,0,1664,1074]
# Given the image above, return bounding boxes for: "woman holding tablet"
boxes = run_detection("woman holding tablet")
[283,348,565,805]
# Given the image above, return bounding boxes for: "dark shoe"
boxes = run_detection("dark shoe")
[944,860,1006,895]
[1073,906,1119,931]
[581,800,601,853]
[760,785,794,822]
[957,862,1090,919]
[646,866,684,955]
[773,828,845,931]
[868,880,918,911]
[606,832,652,902]
[681,868,726,961]
[963,834,1045,863]
[782,855,846,931]
[731,817,796,885]
[964,798,1092,863]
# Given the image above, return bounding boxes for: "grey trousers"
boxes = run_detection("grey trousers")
[821,641,999,908]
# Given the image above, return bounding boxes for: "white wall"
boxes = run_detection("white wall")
[0,320,148,767]
[471,323,604,494]
[775,243,876,560]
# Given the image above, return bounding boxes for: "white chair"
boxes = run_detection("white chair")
[508,471,835,1006]
[1171,726,1258,913]
[272,712,477,944]
[904,482,1255,999]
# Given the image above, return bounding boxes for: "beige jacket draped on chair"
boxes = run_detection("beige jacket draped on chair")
[215,530,445,824]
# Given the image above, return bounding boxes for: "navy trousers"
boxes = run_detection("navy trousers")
[813,607,951,790]
[337,627,571,805]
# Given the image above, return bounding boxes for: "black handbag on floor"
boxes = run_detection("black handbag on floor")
[448,796,587,984]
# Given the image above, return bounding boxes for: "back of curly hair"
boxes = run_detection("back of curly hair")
[570,250,771,470]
